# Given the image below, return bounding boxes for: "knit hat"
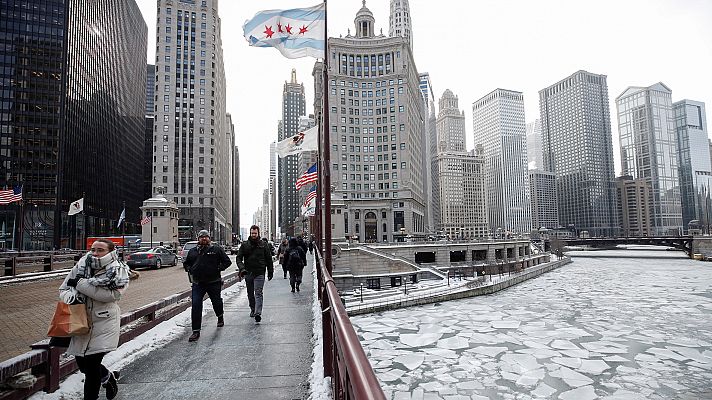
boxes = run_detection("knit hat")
[197,230,210,238]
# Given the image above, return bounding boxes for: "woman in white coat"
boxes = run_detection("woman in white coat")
[58,239,130,400]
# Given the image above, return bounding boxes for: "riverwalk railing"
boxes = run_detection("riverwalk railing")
[1,252,84,278]
[315,248,386,400]
[0,271,242,400]
[345,257,571,316]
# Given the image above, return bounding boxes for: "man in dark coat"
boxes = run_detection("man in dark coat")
[184,230,231,342]
[285,237,306,293]
[237,225,274,323]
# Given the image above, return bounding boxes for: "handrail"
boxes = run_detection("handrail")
[315,248,386,400]
[0,271,241,399]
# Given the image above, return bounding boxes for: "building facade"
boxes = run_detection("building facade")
[616,83,682,236]
[529,169,559,231]
[673,100,711,232]
[435,90,487,239]
[278,69,306,237]
[324,3,426,242]
[232,144,240,241]
[539,70,618,237]
[472,89,531,236]
[296,116,317,237]
[269,141,277,240]
[525,119,543,170]
[152,0,231,244]
[0,0,147,250]
[616,176,653,237]
[418,73,436,233]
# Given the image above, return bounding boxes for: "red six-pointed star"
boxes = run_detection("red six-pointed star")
[264,25,274,38]
[285,24,292,34]
[277,22,283,33]
[299,25,308,35]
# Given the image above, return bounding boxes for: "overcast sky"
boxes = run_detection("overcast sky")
[136,0,712,229]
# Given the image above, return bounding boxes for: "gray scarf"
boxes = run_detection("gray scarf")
[76,250,131,290]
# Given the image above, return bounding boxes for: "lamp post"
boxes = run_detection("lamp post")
[360,282,364,303]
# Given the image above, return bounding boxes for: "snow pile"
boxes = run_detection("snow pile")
[308,260,332,400]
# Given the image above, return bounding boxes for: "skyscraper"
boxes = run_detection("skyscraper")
[419,73,436,233]
[279,69,306,237]
[389,0,413,49]
[525,119,543,170]
[0,0,147,250]
[269,141,277,240]
[232,144,240,239]
[673,100,711,232]
[616,176,653,237]
[616,83,682,236]
[435,90,488,239]
[539,70,618,237]
[153,0,231,244]
[324,2,426,242]
[529,170,559,231]
[146,64,157,201]
[472,89,531,236]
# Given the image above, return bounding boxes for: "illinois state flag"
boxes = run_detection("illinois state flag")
[276,125,318,158]
[243,3,325,59]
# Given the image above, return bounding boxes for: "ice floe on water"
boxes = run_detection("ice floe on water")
[351,250,712,398]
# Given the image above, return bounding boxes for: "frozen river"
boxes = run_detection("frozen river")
[351,248,712,399]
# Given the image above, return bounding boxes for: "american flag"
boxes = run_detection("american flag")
[295,163,318,190]
[140,215,152,225]
[302,186,317,208]
[0,186,22,205]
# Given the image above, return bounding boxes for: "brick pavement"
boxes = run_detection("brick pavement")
[0,257,239,362]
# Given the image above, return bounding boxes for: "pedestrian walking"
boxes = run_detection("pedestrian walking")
[183,230,232,342]
[285,237,306,293]
[308,235,314,254]
[277,239,289,279]
[237,225,274,323]
[58,239,130,400]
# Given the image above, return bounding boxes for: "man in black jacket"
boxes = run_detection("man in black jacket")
[237,225,274,323]
[184,230,231,342]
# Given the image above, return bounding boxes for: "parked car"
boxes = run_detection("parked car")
[125,247,178,269]
[179,241,199,260]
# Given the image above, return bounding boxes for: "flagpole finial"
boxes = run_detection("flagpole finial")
[362,0,366,6]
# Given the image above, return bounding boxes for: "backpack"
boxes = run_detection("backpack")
[287,248,304,270]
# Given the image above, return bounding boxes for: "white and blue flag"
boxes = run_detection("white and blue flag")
[243,3,325,59]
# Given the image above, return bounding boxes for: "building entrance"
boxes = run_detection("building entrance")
[365,212,377,243]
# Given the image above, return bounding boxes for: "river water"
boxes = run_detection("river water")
[351,247,712,399]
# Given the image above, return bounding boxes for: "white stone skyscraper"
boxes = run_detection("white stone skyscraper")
[539,70,618,237]
[419,73,436,232]
[153,0,230,244]
[435,90,488,239]
[673,100,710,232]
[472,89,532,236]
[389,0,413,49]
[525,119,543,170]
[323,2,426,242]
[617,83,682,236]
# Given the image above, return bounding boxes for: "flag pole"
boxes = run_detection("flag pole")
[322,0,332,275]
[121,201,126,260]
[18,191,24,252]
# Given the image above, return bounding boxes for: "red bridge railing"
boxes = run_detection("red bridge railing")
[315,248,386,400]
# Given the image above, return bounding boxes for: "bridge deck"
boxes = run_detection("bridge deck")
[114,256,314,399]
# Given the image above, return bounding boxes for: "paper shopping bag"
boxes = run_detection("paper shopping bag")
[47,302,90,337]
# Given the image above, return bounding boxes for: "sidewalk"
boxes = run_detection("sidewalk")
[114,256,314,400]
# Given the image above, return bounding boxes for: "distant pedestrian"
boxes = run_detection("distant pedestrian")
[237,225,274,323]
[58,239,130,400]
[285,238,306,292]
[277,239,289,279]
[262,237,275,257]
[308,236,314,254]
[183,230,232,342]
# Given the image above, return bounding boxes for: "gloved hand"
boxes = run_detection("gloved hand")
[238,270,247,278]
[66,277,80,288]
[267,271,273,281]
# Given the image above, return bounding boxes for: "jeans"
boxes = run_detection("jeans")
[245,273,265,315]
[75,352,108,400]
[191,280,224,331]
